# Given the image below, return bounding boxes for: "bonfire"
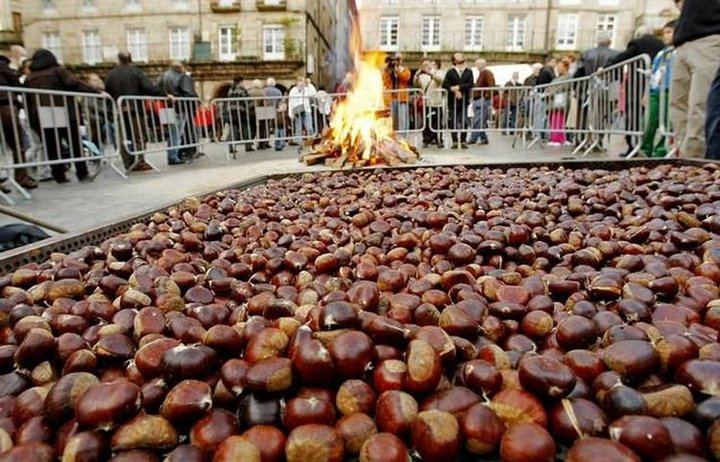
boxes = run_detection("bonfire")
[300,3,420,168]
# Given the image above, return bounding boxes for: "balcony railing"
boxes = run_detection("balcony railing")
[211,0,241,13]
[0,30,23,46]
[257,0,287,12]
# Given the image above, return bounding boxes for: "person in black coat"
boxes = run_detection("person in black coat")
[0,56,36,189]
[611,27,665,156]
[25,49,98,183]
[442,53,474,149]
[105,52,161,171]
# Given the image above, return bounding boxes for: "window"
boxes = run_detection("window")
[263,25,285,60]
[506,15,525,51]
[126,28,147,62]
[598,0,620,5]
[556,14,578,50]
[218,26,237,61]
[169,27,191,61]
[263,0,282,5]
[422,16,440,51]
[42,0,56,12]
[597,14,616,46]
[465,16,483,51]
[81,0,95,8]
[379,16,398,51]
[42,32,62,62]
[82,30,102,64]
[125,0,141,11]
[217,0,236,5]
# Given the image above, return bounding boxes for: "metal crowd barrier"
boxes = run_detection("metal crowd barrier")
[425,55,651,155]
[210,88,425,154]
[428,85,532,148]
[0,85,122,204]
[116,95,211,170]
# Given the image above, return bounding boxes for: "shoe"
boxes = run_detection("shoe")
[77,175,93,183]
[461,143,469,149]
[0,179,10,194]
[132,162,153,172]
[15,171,38,190]
[563,141,573,146]
[548,142,561,147]
[246,146,255,152]
[168,158,185,165]
[452,143,460,150]
[479,139,489,145]
[55,176,70,184]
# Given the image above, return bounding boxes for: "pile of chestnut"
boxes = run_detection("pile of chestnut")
[0,163,719,461]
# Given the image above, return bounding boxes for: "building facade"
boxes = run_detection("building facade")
[0,0,23,54]
[358,0,649,66]
[21,0,338,95]
[638,0,678,30]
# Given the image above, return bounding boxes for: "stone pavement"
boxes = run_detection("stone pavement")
[0,136,609,240]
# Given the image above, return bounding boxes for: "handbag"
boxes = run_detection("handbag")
[552,93,567,110]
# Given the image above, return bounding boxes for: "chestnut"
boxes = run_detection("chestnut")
[283,396,336,430]
[490,389,548,428]
[374,390,418,436]
[359,433,408,462]
[461,402,505,455]
[565,437,640,462]
[518,355,576,399]
[609,415,673,460]
[661,417,705,456]
[190,408,238,452]
[336,379,376,416]
[335,412,376,455]
[603,340,659,380]
[75,381,141,430]
[550,398,608,441]
[410,410,461,462]
[499,422,555,462]
[160,379,212,427]
[284,424,344,462]
[239,425,286,462]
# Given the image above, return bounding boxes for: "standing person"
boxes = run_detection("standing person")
[225,77,254,154]
[248,79,269,150]
[25,49,95,183]
[288,75,316,147]
[468,59,495,145]
[105,52,161,171]
[442,53,474,149]
[0,56,36,189]
[707,66,720,159]
[414,59,445,148]
[503,72,522,135]
[671,0,720,158]
[548,59,572,146]
[264,78,284,149]
[157,61,197,165]
[8,46,27,72]
[314,86,332,134]
[532,56,557,140]
[611,26,665,156]
[642,21,677,158]
[382,53,412,134]
[580,33,619,76]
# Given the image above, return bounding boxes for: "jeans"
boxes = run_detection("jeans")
[469,98,491,143]
[391,101,409,133]
[293,111,314,143]
[447,97,467,143]
[167,113,187,162]
[707,69,720,160]
[275,128,286,151]
[502,104,518,134]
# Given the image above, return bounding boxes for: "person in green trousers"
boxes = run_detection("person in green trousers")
[642,20,677,157]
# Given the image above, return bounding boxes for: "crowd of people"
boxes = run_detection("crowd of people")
[0,0,718,193]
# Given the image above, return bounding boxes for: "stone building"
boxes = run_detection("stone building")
[0,0,23,55]
[21,0,339,97]
[358,0,653,67]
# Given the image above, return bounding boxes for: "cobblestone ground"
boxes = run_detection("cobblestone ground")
[0,134,618,243]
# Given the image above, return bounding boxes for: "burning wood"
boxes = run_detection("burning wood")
[300,3,420,169]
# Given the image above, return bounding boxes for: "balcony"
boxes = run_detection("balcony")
[211,0,241,13]
[0,30,23,46]
[257,0,287,12]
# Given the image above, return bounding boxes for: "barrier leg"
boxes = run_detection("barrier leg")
[572,138,588,156]
[6,177,31,200]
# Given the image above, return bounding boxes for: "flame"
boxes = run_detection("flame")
[330,52,393,162]
[303,0,418,167]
